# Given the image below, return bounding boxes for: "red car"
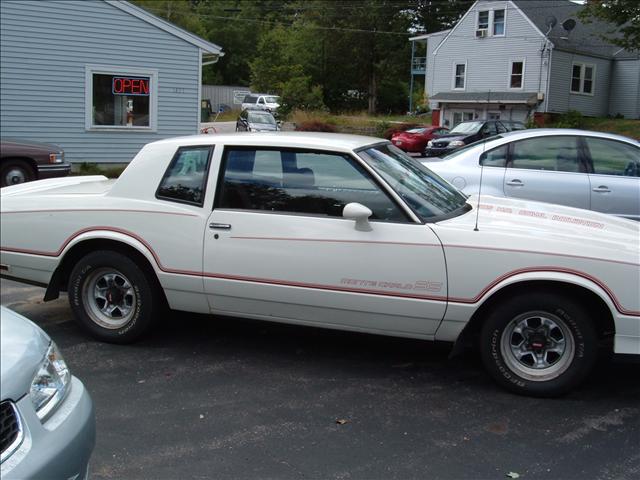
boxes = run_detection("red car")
[391,126,449,154]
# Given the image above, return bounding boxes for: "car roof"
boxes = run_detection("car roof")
[151,132,388,151]
[497,128,639,144]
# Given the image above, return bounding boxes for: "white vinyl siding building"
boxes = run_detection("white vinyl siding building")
[0,0,223,164]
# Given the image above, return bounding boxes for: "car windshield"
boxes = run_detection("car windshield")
[441,135,504,160]
[264,96,280,104]
[358,143,471,222]
[248,112,276,124]
[450,121,483,134]
[405,128,427,134]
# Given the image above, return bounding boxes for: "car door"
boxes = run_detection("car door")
[202,146,448,336]
[582,136,640,220]
[503,135,590,209]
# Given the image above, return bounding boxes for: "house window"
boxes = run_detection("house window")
[510,61,524,88]
[493,10,505,35]
[478,11,489,30]
[571,63,595,95]
[85,65,158,131]
[477,9,505,36]
[454,63,466,89]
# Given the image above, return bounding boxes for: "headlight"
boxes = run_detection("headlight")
[427,140,434,147]
[30,342,71,420]
[48,152,64,164]
[449,140,465,147]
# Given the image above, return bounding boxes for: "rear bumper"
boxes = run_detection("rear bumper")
[1,377,95,480]
[36,163,71,180]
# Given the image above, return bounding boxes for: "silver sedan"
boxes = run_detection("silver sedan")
[423,129,640,220]
[0,306,95,480]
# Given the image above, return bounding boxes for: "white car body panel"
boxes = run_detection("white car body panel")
[1,133,638,356]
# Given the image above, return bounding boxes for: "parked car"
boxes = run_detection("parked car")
[236,109,279,132]
[1,133,638,397]
[1,138,71,187]
[391,126,449,153]
[241,93,280,113]
[424,129,640,220]
[0,306,95,479]
[424,120,526,157]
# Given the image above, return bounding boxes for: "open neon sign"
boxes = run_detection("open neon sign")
[112,77,150,96]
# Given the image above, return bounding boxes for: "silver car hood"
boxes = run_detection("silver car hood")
[0,307,49,401]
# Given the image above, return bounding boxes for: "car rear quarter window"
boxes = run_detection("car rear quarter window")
[216,148,408,222]
[480,144,508,167]
[584,137,640,177]
[156,146,212,206]
[510,136,583,172]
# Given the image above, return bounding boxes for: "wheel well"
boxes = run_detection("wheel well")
[45,239,165,303]
[2,157,38,176]
[453,280,615,353]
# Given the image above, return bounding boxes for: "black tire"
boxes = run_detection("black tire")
[480,292,598,397]
[1,159,35,187]
[68,250,160,343]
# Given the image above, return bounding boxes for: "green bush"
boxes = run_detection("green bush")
[76,162,125,178]
[553,110,585,129]
[294,120,337,133]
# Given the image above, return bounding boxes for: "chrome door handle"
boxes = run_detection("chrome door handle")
[592,186,611,193]
[506,179,524,186]
[209,223,231,230]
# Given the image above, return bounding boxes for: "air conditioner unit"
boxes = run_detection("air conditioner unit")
[476,29,488,38]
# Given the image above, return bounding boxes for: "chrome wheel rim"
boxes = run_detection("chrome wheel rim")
[83,268,137,329]
[500,311,575,382]
[4,167,27,185]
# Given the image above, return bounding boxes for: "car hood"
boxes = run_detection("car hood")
[438,194,640,260]
[0,307,50,401]
[248,122,277,130]
[432,134,468,142]
[1,137,61,151]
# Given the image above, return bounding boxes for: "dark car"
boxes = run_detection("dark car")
[1,138,71,187]
[391,126,449,153]
[236,109,279,132]
[424,120,526,157]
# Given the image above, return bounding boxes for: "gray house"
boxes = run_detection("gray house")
[410,0,640,127]
[0,0,223,164]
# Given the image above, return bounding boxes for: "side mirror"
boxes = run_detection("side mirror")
[343,203,373,231]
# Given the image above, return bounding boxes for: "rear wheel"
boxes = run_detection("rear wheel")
[1,160,35,187]
[68,250,160,343]
[480,292,598,397]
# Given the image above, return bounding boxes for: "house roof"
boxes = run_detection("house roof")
[511,0,637,59]
[430,91,538,105]
[105,0,224,56]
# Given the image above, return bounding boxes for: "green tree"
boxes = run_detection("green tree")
[579,0,640,52]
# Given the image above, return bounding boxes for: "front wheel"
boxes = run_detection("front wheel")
[480,292,598,397]
[68,250,160,343]
[1,160,35,187]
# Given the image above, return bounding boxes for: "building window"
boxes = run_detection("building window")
[85,65,158,131]
[477,9,505,36]
[510,61,524,88]
[571,63,595,95]
[454,63,466,89]
[493,10,505,35]
[478,10,489,30]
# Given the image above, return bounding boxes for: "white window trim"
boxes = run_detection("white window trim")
[476,7,507,37]
[452,61,467,90]
[570,62,596,97]
[85,65,159,132]
[508,59,525,90]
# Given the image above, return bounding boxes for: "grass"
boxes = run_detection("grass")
[579,118,640,140]
[74,162,127,178]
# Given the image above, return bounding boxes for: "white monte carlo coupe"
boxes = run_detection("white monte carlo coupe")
[1,133,638,397]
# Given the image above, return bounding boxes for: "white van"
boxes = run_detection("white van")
[241,93,280,112]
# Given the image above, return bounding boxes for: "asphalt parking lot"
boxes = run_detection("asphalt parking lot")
[2,279,639,480]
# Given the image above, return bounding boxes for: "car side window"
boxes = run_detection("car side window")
[496,122,508,134]
[482,122,498,136]
[480,144,509,167]
[584,137,640,177]
[510,136,582,172]
[258,97,265,105]
[157,146,212,206]
[216,148,408,222]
